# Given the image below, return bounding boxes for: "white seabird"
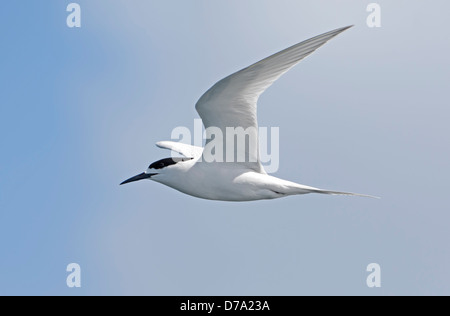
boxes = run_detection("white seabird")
[121,26,376,201]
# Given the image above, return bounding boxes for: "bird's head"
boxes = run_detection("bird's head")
[120,157,193,185]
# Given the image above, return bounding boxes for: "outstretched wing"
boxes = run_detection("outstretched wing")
[195,26,352,172]
[156,141,203,158]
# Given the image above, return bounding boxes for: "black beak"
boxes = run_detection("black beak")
[120,172,157,185]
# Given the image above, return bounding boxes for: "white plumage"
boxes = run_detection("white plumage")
[121,26,376,201]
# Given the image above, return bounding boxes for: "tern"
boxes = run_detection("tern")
[121,26,375,201]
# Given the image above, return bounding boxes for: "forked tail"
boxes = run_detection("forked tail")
[308,189,379,199]
[253,174,379,199]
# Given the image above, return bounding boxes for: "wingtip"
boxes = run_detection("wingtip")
[323,25,354,39]
[155,141,168,149]
[338,25,354,32]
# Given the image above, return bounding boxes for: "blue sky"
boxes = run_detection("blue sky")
[1,1,449,295]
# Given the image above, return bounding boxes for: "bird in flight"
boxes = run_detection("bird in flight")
[121,26,375,201]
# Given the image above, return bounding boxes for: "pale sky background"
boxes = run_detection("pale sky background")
[1,1,449,295]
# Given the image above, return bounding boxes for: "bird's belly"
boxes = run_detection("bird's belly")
[156,167,282,202]
[175,182,279,201]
